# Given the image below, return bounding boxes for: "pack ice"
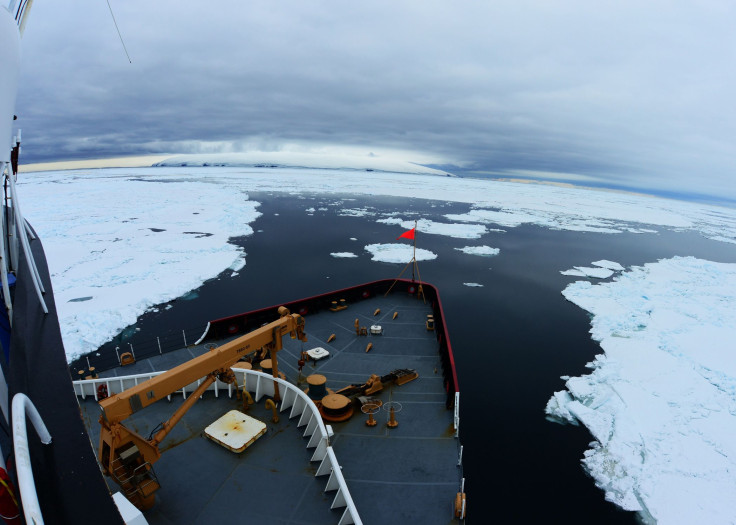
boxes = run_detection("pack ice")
[546,256,736,524]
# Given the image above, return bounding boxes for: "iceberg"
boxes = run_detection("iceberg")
[547,256,736,524]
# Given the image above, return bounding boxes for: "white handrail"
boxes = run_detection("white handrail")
[193,322,210,345]
[12,393,52,525]
[454,391,460,437]
[6,171,47,313]
[0,163,13,323]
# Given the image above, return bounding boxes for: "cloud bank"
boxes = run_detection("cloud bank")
[13,1,736,201]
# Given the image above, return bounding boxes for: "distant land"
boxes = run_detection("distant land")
[20,153,734,208]
[21,155,173,172]
[22,152,451,177]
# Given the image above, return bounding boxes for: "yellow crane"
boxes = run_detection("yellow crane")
[97,306,307,510]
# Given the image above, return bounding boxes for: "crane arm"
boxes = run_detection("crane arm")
[97,306,306,511]
[99,307,306,425]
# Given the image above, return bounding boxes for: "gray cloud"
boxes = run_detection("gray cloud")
[13,0,736,201]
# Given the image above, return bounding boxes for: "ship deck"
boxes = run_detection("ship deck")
[79,290,463,525]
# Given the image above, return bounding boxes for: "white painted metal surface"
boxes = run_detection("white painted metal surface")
[204,410,266,453]
[306,346,330,360]
[12,393,52,525]
[0,6,21,162]
[454,391,460,437]
[112,492,150,525]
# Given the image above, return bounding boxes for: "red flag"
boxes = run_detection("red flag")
[397,228,415,240]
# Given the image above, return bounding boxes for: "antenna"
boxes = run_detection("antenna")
[106,0,132,63]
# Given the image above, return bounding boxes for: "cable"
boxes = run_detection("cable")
[106,0,132,63]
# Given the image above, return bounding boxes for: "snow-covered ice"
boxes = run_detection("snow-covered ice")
[339,208,373,217]
[560,267,614,279]
[155,152,450,176]
[547,256,736,524]
[330,252,358,258]
[16,165,736,364]
[561,260,625,279]
[377,217,486,239]
[455,245,500,257]
[363,243,437,263]
[592,259,625,271]
[18,171,260,360]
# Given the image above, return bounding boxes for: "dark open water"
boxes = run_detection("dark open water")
[81,190,736,523]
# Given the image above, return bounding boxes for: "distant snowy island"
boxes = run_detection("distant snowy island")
[154,152,452,176]
[16,165,736,523]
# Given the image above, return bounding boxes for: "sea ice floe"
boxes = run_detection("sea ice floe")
[18,173,261,360]
[561,260,624,279]
[547,256,736,524]
[462,282,484,287]
[339,207,374,217]
[16,166,736,363]
[591,260,624,271]
[377,217,486,239]
[364,243,437,263]
[330,252,358,258]
[560,267,614,279]
[455,245,500,257]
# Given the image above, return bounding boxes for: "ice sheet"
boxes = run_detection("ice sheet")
[546,256,736,524]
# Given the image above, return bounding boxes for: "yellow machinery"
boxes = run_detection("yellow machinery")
[97,307,307,510]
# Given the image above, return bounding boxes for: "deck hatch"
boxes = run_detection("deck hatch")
[204,410,266,453]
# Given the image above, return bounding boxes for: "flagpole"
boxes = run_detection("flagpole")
[412,220,417,282]
[385,222,423,299]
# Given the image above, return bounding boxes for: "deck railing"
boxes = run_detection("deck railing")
[74,368,362,525]
[12,393,52,525]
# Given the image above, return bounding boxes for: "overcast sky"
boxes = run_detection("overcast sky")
[12,1,736,201]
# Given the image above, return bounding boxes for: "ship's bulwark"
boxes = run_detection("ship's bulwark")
[8,228,123,524]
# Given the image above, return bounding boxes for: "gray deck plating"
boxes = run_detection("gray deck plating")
[80,292,463,524]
